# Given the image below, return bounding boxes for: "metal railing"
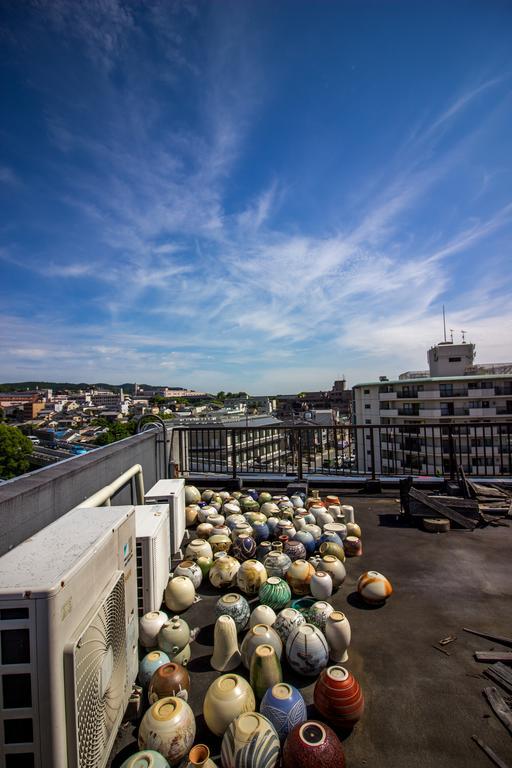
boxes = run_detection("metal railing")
[171,423,512,480]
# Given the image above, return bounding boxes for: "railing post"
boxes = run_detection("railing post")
[231,429,237,479]
[370,427,376,480]
[297,429,303,481]
[448,425,456,480]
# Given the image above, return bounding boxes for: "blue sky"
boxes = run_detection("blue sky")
[1,0,511,393]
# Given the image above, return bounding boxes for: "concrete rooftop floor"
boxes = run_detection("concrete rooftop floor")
[111,494,512,768]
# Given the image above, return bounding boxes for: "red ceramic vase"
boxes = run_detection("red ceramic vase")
[282,721,345,768]
[314,665,364,729]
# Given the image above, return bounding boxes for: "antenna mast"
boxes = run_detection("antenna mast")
[442,305,447,342]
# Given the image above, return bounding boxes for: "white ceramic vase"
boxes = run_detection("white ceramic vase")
[211,615,241,672]
[310,570,333,600]
[138,696,196,765]
[250,604,277,628]
[164,576,195,613]
[325,611,351,662]
[139,610,168,649]
[203,674,256,737]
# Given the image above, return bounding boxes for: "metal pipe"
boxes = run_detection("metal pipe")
[75,463,145,509]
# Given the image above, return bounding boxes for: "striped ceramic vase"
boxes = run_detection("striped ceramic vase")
[258,577,291,611]
[221,712,280,768]
[313,665,364,729]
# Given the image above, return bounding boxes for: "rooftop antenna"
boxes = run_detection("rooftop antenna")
[461,329,467,343]
[449,328,454,343]
[442,305,447,342]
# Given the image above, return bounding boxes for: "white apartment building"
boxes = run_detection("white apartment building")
[353,340,512,476]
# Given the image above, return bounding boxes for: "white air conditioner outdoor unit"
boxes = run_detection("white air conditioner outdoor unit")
[0,505,138,768]
[144,478,186,555]
[134,504,171,617]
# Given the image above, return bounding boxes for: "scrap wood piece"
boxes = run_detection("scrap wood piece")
[432,644,451,656]
[483,686,512,735]
[485,664,512,696]
[475,652,512,663]
[439,634,457,646]
[472,735,511,768]
[408,487,476,529]
[464,628,512,648]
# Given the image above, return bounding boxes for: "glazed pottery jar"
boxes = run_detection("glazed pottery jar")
[324,522,348,541]
[250,644,283,701]
[308,504,326,521]
[290,494,304,508]
[266,517,280,538]
[139,610,168,649]
[318,541,345,562]
[250,604,276,628]
[325,494,340,507]
[244,511,266,526]
[215,593,251,632]
[240,495,259,512]
[290,596,316,618]
[283,539,307,562]
[207,514,226,528]
[308,554,322,570]
[310,571,333,600]
[276,520,296,539]
[325,611,351,662]
[120,751,170,768]
[314,665,364,729]
[186,744,217,768]
[260,502,280,518]
[303,523,322,541]
[308,601,334,632]
[185,485,201,505]
[271,541,283,552]
[341,504,355,523]
[346,522,362,538]
[202,489,216,502]
[258,491,273,504]
[196,522,215,540]
[169,644,191,666]
[158,616,190,655]
[219,491,231,502]
[230,523,253,542]
[231,533,257,561]
[139,697,196,766]
[318,531,343,550]
[203,674,256,737]
[260,683,307,742]
[286,624,329,677]
[292,530,315,556]
[283,721,345,768]
[286,559,315,596]
[225,513,245,530]
[263,551,292,579]
[174,560,202,590]
[258,576,292,611]
[292,514,307,531]
[197,556,213,576]
[198,505,216,524]
[240,623,283,669]
[164,576,195,613]
[139,650,171,688]
[319,555,346,588]
[209,554,241,589]
[211,615,241,672]
[255,540,272,562]
[148,662,190,703]
[208,533,232,555]
[186,539,213,561]
[224,502,242,517]
[344,536,363,557]
[273,607,306,643]
[357,571,392,603]
[221,713,280,768]
[186,505,200,527]
[315,509,335,530]
[236,557,267,596]
[251,520,270,544]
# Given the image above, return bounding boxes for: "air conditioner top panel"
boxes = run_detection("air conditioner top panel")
[134,504,170,538]
[0,505,133,598]
[144,478,185,499]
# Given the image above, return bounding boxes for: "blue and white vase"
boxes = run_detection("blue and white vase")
[286,624,329,677]
[215,593,251,632]
[292,530,316,556]
[221,712,280,768]
[252,521,270,544]
[318,531,343,549]
[260,683,307,742]
[273,607,306,644]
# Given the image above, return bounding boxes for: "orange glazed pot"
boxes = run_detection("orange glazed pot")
[313,665,364,729]
[148,662,190,704]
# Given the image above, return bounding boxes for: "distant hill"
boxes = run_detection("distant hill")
[0,382,179,394]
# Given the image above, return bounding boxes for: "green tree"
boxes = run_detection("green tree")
[216,391,226,401]
[0,424,33,479]
[95,420,137,446]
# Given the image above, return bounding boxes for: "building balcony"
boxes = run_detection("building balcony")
[418,389,440,399]
[469,407,497,418]
[379,409,399,417]
[419,409,442,418]
[379,391,397,401]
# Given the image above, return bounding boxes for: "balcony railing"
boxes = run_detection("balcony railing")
[171,422,512,480]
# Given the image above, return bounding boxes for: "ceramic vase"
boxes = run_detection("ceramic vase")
[148,662,190,703]
[158,616,190,655]
[197,556,213,576]
[286,624,329,677]
[169,644,191,666]
[120,751,170,768]
[344,536,363,557]
[258,576,291,611]
[316,509,335,529]
[318,541,345,562]
[185,485,201,505]
[201,489,215,502]
[240,623,283,669]
[237,559,268,595]
[308,601,334,632]
[196,522,215,540]
[203,674,256,737]
[224,502,242,518]
[140,610,168,649]
[283,539,307,562]
[139,697,195,765]
[139,650,171,688]
[258,491,273,504]
[198,505,216,524]
[219,491,231,501]
[310,571,333,600]
[250,644,283,701]
[273,607,306,643]
[251,521,270,544]
[276,520,296,539]
[357,571,392,603]
[325,495,340,507]
[292,514,307,531]
[209,554,241,589]
[221,712,280,768]
[260,502,279,518]
[263,551,292,579]
[324,522,348,541]
[303,523,322,541]
[290,495,304,508]
[164,576,195,613]
[207,514,226,528]
[282,721,346,768]
[174,560,203,590]
[250,604,277,628]
[314,665,364,729]
[215,593,251,632]
[186,744,217,768]
[291,530,315,555]
[255,541,273,562]
[319,555,346,588]
[266,517,280,537]
[208,533,232,555]
[341,505,355,524]
[186,505,200,527]
[286,560,315,596]
[186,539,213,561]
[318,531,344,549]
[308,504,326,522]
[325,611,351,662]
[231,534,257,561]
[225,513,245,530]
[212,615,242,672]
[244,511,266,526]
[260,683,307,742]
[346,522,362,538]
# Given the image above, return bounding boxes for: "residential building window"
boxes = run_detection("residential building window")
[449,357,461,362]
[365,419,371,424]
[364,404,371,409]
[364,389,370,394]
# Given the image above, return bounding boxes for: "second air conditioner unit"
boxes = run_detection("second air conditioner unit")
[134,504,171,616]
[144,478,186,555]
[0,505,138,768]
